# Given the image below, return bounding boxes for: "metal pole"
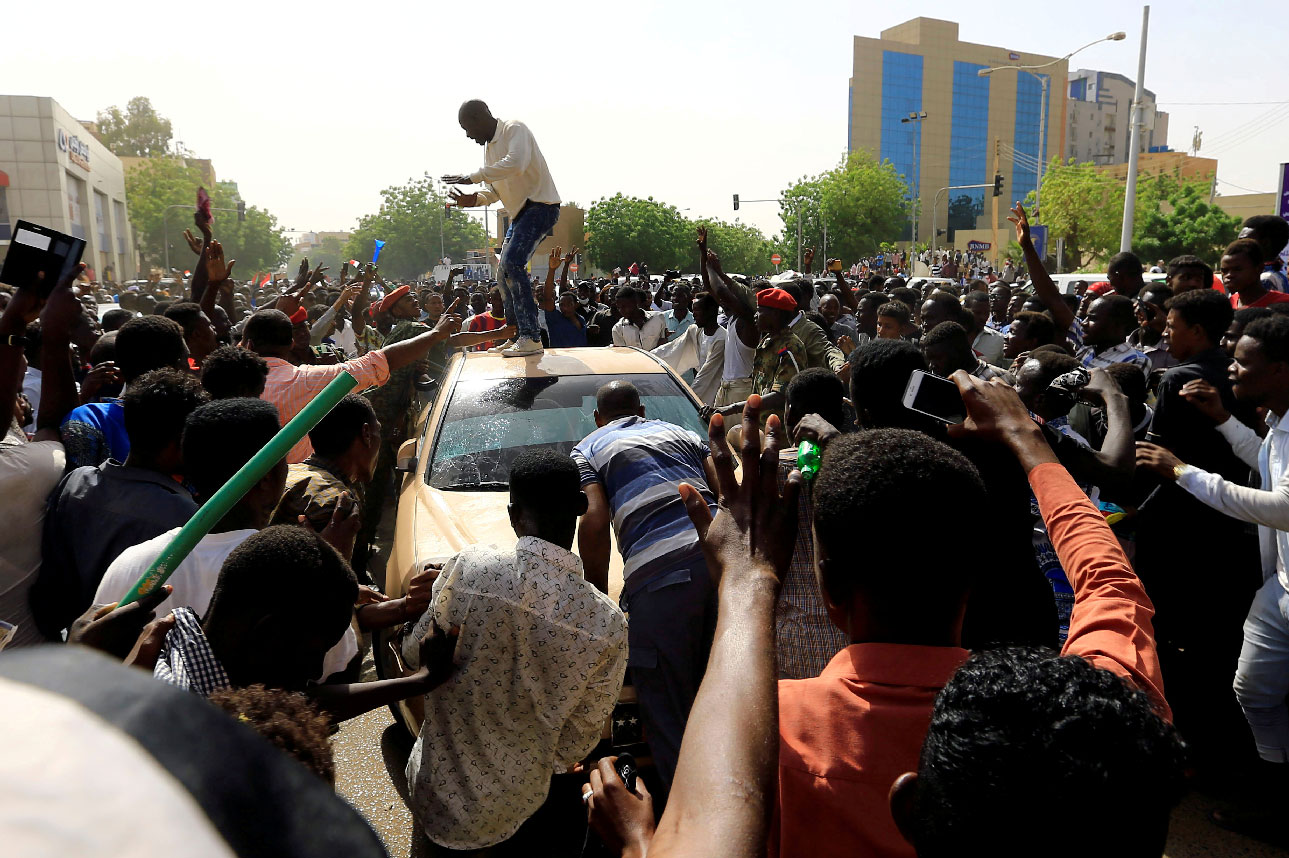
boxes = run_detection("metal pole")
[1036,74,1048,218]
[1120,5,1150,252]
[796,207,802,271]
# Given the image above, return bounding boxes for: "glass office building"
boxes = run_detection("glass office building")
[849,17,1065,250]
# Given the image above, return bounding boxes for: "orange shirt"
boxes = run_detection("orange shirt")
[773,644,968,858]
[771,462,1170,858]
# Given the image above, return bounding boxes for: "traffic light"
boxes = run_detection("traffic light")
[237,200,246,222]
[992,174,1005,197]
[733,194,740,211]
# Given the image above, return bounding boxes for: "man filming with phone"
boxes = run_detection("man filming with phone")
[443,100,561,359]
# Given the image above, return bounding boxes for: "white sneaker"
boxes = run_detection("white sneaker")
[486,339,515,353]
[499,337,544,358]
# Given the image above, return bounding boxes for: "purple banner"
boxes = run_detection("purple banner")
[1278,162,1289,220]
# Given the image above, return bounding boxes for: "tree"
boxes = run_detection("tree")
[696,219,773,274]
[779,151,910,266]
[584,194,692,273]
[124,158,288,273]
[343,175,489,280]
[1132,179,1239,266]
[92,97,174,158]
[1030,159,1126,270]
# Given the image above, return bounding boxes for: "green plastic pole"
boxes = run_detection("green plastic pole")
[116,371,359,608]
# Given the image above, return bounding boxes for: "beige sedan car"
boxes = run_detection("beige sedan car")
[374,346,709,742]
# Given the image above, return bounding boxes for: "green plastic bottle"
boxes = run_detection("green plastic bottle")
[797,440,822,481]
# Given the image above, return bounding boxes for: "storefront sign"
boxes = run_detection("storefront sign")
[1278,162,1289,221]
[967,240,991,252]
[56,128,91,171]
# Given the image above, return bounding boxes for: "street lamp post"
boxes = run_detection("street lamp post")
[1120,6,1150,252]
[900,112,928,248]
[979,31,1126,221]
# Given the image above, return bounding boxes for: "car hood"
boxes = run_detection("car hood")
[389,481,625,602]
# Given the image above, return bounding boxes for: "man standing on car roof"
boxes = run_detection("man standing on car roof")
[443,100,561,359]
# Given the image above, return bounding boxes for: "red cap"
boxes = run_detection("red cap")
[376,285,410,314]
[289,307,308,325]
[756,287,797,312]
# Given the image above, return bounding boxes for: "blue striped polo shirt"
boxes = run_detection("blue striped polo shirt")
[572,415,716,591]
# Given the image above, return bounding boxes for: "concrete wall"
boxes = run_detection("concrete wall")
[0,95,135,283]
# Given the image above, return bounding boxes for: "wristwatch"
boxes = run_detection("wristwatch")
[1,334,24,347]
[1172,463,1191,481]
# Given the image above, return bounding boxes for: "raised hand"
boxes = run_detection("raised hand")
[837,334,855,355]
[448,187,479,208]
[1007,202,1031,245]
[295,258,311,291]
[182,228,204,256]
[440,174,472,185]
[803,247,815,270]
[205,240,236,283]
[549,245,563,272]
[705,249,722,271]
[309,264,329,285]
[563,247,579,266]
[678,395,800,587]
[696,225,708,253]
[79,361,121,404]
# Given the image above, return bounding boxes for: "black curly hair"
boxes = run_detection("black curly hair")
[209,684,335,783]
[121,368,211,458]
[909,647,1187,858]
[813,429,983,615]
[200,345,270,399]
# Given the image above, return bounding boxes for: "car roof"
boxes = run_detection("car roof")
[453,346,671,381]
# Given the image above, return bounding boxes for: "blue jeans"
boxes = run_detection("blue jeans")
[1234,575,1289,763]
[499,202,560,341]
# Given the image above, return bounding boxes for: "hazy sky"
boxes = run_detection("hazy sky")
[6,0,1286,242]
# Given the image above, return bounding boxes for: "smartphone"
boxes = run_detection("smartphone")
[903,369,966,424]
[828,258,844,273]
[615,753,639,793]
[0,221,86,297]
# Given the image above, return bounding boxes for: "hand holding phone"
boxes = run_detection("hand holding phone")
[0,222,86,298]
[903,370,967,424]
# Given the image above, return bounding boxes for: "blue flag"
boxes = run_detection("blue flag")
[372,239,386,263]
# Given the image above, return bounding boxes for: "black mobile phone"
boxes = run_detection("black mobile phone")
[0,221,86,297]
[902,369,966,424]
[615,753,638,793]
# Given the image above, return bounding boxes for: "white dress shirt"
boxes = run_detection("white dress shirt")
[470,119,561,216]
[403,536,627,850]
[612,311,667,350]
[1177,411,1289,590]
[972,326,1006,368]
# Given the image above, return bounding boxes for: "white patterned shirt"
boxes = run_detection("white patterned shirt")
[1074,340,1151,377]
[403,536,628,850]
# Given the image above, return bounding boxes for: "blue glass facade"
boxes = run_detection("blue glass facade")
[947,61,989,235]
[880,50,924,202]
[1011,72,1051,208]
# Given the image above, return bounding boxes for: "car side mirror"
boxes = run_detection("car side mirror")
[395,438,418,474]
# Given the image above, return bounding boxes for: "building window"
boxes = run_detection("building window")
[113,200,127,255]
[1011,73,1051,208]
[94,191,109,247]
[880,50,924,240]
[66,175,86,240]
[948,61,990,236]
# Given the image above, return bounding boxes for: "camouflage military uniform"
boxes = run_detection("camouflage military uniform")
[750,328,808,421]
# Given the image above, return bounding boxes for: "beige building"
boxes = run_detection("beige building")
[492,203,586,280]
[849,17,1067,246]
[1066,70,1168,165]
[1214,192,1276,223]
[0,96,136,283]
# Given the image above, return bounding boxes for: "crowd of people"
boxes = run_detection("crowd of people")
[4,97,1289,858]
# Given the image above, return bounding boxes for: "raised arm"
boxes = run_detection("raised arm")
[199,240,236,321]
[541,245,562,312]
[1007,203,1074,335]
[950,373,1169,721]
[350,265,376,335]
[831,261,858,312]
[560,246,577,290]
[644,398,798,858]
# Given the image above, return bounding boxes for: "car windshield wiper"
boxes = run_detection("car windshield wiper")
[439,481,510,491]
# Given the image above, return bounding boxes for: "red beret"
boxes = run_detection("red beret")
[376,285,410,314]
[756,287,797,312]
[289,307,308,325]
